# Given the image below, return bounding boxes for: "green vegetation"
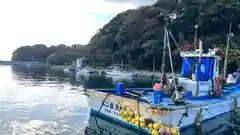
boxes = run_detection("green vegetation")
[12,44,89,65]
[12,0,240,71]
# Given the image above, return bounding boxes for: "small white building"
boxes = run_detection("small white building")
[76,58,85,68]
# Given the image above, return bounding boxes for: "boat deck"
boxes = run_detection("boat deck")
[141,87,240,110]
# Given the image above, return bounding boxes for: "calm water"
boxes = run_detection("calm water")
[0,65,239,135]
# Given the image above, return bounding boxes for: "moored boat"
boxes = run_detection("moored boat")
[76,66,98,74]
[102,66,138,77]
[88,86,240,135]
[75,57,98,74]
[87,107,240,135]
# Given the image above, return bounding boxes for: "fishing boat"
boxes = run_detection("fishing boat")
[88,22,240,135]
[87,108,238,135]
[102,66,138,77]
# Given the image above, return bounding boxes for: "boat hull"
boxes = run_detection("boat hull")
[76,67,98,74]
[89,108,235,135]
[105,71,134,77]
[87,111,145,135]
[88,90,240,134]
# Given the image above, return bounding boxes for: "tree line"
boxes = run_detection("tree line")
[12,44,89,65]
[12,0,240,71]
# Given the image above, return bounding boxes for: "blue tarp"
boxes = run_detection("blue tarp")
[236,76,240,85]
[181,58,195,77]
[196,57,215,81]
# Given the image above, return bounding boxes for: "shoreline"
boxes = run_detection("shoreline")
[51,65,180,78]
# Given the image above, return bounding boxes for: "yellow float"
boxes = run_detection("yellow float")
[152,129,159,135]
[119,107,181,135]
[148,123,153,130]
[153,123,160,130]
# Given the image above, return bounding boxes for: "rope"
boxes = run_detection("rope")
[94,115,103,135]
[178,108,189,127]
[94,93,111,135]
[230,38,240,54]
[96,93,111,117]
[168,29,192,70]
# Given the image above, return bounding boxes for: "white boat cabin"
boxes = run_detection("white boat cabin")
[175,47,225,97]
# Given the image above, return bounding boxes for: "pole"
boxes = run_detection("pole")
[153,56,155,73]
[128,53,131,69]
[223,22,232,79]
[161,28,167,74]
[194,24,198,49]
[196,39,203,96]
[166,28,177,91]
[199,40,203,65]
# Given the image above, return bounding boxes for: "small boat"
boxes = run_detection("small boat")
[76,66,98,74]
[103,66,138,77]
[88,25,240,135]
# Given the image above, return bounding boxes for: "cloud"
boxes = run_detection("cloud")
[103,0,157,6]
[0,0,151,60]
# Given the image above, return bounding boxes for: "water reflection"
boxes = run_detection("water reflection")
[74,71,153,89]
[1,65,240,135]
[1,66,89,135]
[11,66,153,89]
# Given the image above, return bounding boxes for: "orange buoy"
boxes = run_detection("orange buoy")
[153,83,161,90]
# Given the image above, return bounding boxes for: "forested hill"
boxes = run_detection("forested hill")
[12,0,240,70]
[12,44,89,65]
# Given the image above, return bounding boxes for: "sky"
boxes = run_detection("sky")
[0,0,156,60]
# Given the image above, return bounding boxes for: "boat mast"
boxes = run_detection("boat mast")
[223,22,232,80]
[161,28,167,75]
[166,28,177,90]
[160,17,168,87]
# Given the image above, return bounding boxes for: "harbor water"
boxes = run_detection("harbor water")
[0,65,239,135]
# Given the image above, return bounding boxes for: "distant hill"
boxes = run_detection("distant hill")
[12,0,240,70]
[87,0,240,70]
